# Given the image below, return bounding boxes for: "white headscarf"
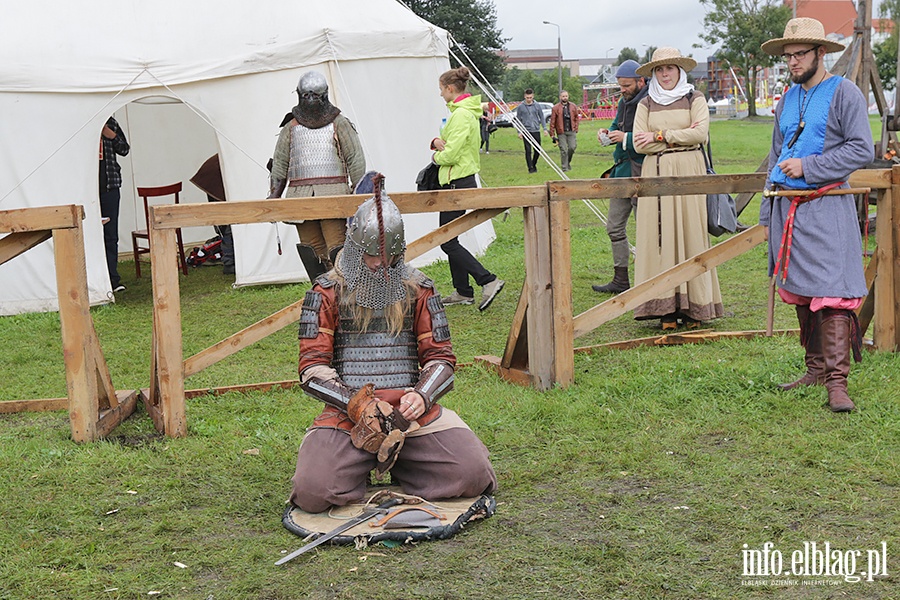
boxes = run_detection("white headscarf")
[648,67,695,105]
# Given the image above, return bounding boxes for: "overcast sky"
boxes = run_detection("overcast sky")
[489,0,883,63]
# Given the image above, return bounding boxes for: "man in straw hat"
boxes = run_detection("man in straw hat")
[288,173,496,513]
[760,17,873,412]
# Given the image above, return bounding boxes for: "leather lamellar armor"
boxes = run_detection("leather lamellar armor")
[288,123,346,182]
[333,304,419,390]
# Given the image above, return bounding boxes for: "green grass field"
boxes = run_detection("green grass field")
[1,116,898,599]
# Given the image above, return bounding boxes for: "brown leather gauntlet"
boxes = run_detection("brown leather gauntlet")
[346,384,394,453]
[267,177,286,199]
[300,375,356,410]
[413,361,454,410]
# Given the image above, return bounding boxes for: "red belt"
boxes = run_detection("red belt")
[773,181,845,282]
[289,176,347,187]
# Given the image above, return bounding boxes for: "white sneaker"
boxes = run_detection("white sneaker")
[113,284,126,293]
[443,291,474,306]
[479,278,505,311]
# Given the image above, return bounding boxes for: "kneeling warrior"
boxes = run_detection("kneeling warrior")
[288,174,497,513]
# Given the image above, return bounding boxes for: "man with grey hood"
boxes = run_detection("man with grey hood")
[593,60,648,294]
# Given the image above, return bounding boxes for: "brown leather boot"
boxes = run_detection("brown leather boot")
[778,304,825,391]
[820,309,855,412]
[592,267,630,294]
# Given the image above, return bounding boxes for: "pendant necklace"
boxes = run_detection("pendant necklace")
[788,73,827,150]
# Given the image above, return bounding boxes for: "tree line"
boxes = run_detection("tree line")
[408,0,896,118]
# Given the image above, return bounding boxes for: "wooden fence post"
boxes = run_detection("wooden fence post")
[522,204,554,390]
[148,224,187,437]
[548,196,574,387]
[873,167,898,350]
[52,220,98,442]
[895,165,900,351]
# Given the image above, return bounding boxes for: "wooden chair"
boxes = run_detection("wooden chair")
[132,182,188,278]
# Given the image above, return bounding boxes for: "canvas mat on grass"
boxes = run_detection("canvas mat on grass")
[282,486,495,547]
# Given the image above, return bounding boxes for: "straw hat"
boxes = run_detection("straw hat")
[761,17,845,56]
[635,47,697,78]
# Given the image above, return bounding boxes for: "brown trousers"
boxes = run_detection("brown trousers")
[295,219,346,263]
[290,425,497,513]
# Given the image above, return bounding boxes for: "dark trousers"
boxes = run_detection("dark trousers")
[207,194,235,269]
[523,130,541,170]
[99,187,121,288]
[214,224,234,267]
[290,425,497,513]
[440,174,495,297]
[480,125,491,152]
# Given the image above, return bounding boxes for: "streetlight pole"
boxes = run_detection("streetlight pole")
[543,20,562,97]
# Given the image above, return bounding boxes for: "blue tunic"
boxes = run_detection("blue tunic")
[760,76,873,298]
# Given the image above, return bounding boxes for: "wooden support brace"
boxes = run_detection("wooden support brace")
[0,205,82,233]
[52,218,134,441]
[406,208,505,261]
[184,299,305,378]
[473,356,533,388]
[856,251,878,337]
[501,280,529,370]
[0,398,69,413]
[573,225,767,338]
[574,329,798,353]
[0,230,52,266]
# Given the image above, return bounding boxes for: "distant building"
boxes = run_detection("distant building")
[783,0,857,37]
[499,48,579,78]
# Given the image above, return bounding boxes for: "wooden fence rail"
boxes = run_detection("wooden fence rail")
[145,169,900,437]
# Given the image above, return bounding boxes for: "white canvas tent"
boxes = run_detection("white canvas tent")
[0,0,496,315]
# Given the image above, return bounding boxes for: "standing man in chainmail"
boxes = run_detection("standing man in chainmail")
[268,71,366,281]
[288,173,497,513]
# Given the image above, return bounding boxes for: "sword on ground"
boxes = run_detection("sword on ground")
[275,497,403,565]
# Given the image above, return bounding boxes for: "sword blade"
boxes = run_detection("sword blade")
[275,497,402,565]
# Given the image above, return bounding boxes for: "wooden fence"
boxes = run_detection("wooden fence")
[143,167,900,437]
[0,205,138,441]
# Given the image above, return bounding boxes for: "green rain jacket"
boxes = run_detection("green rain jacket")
[433,94,482,186]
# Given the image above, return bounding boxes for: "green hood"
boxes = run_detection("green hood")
[447,94,483,118]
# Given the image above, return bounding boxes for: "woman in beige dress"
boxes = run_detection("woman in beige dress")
[632,47,723,330]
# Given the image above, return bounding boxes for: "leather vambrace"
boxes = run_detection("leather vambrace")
[300,375,356,411]
[413,361,454,410]
[268,177,287,199]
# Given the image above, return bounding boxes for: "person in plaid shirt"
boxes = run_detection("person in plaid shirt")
[99,116,130,293]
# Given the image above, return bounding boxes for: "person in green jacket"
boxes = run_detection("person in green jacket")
[429,66,504,311]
